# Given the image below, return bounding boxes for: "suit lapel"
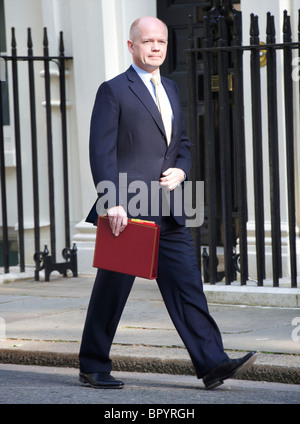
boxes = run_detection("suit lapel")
[126,67,167,141]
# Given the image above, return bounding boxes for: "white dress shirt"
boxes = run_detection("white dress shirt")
[131,62,174,125]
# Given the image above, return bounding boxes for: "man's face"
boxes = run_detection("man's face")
[128,18,168,74]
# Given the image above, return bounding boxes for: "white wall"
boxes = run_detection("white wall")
[69,0,157,273]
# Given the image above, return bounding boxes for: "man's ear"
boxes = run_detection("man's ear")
[127,39,134,54]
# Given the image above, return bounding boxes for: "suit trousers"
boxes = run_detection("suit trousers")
[79,215,228,378]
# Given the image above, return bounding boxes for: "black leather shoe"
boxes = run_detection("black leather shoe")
[203,351,258,390]
[79,372,124,389]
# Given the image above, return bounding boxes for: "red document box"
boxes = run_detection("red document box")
[93,216,160,279]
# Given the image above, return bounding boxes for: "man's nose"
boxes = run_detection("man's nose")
[151,41,160,50]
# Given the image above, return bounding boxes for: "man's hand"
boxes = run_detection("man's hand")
[159,168,185,191]
[107,205,128,237]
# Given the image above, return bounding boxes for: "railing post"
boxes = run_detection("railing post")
[27,27,41,281]
[232,10,248,285]
[0,69,9,273]
[266,13,282,287]
[250,14,265,286]
[202,15,218,284]
[283,10,297,287]
[217,15,235,284]
[11,28,25,272]
[59,31,71,250]
[43,27,56,263]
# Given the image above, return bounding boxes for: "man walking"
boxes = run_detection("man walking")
[79,16,257,390]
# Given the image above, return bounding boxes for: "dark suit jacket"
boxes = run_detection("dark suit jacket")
[86,65,191,226]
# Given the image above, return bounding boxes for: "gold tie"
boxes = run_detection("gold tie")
[151,75,172,144]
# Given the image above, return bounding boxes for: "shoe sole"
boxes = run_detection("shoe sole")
[204,352,258,390]
[205,379,224,390]
[234,352,258,378]
[79,376,124,389]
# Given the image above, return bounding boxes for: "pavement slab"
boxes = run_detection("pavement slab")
[0,275,299,385]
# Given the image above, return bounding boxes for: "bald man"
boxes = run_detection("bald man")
[79,16,257,390]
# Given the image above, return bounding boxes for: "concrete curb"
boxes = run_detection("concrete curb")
[1,345,299,385]
[203,285,300,308]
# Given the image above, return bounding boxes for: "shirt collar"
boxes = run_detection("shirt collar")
[131,63,160,84]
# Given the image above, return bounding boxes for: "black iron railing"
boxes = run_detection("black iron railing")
[186,5,299,288]
[0,28,77,281]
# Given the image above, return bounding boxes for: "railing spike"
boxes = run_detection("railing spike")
[266,12,276,42]
[232,9,242,39]
[43,27,48,47]
[11,27,16,49]
[250,13,259,44]
[59,31,65,55]
[283,10,292,41]
[27,27,33,50]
